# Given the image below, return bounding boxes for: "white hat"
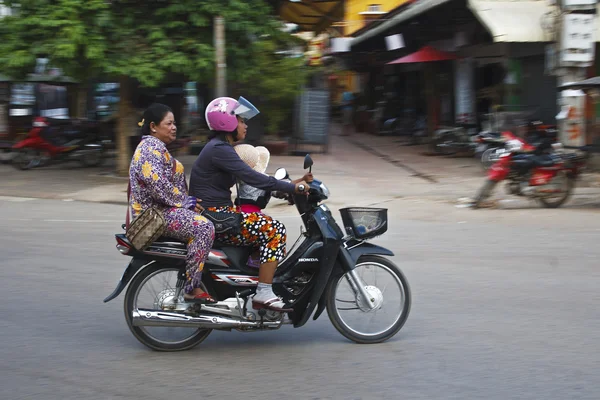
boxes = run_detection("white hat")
[255,146,270,175]
[234,144,259,170]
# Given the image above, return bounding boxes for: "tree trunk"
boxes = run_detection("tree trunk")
[76,83,88,118]
[116,76,132,177]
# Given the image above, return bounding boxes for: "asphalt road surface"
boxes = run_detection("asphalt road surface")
[1,197,599,400]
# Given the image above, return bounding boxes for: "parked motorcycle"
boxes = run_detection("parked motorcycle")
[104,154,412,351]
[432,123,479,155]
[473,134,589,208]
[475,122,558,171]
[11,116,104,170]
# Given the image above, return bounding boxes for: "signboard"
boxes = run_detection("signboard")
[560,13,595,66]
[37,84,69,119]
[293,89,330,148]
[454,58,475,123]
[557,89,586,147]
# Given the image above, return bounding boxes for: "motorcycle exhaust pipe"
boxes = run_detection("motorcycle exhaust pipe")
[132,309,278,330]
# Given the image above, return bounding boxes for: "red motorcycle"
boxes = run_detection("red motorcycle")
[11,117,105,170]
[473,132,589,208]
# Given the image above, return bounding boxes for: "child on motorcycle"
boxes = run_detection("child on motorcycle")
[233,143,312,268]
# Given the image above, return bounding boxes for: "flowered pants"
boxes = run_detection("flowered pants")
[162,208,215,294]
[207,206,287,264]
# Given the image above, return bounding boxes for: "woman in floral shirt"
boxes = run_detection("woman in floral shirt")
[129,103,216,304]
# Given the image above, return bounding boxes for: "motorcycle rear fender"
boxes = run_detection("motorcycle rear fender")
[103,258,152,303]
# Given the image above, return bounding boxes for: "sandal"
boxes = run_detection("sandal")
[252,295,292,312]
[184,292,218,304]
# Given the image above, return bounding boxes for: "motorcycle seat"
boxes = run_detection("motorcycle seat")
[151,236,256,272]
[532,155,556,167]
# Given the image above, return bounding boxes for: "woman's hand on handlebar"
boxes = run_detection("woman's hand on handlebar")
[294,181,309,194]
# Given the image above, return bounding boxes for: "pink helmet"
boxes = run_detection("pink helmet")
[205,96,260,132]
[205,97,238,132]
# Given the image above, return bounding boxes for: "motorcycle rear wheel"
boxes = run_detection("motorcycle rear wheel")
[124,264,212,351]
[326,255,411,344]
[537,175,574,209]
[79,148,104,167]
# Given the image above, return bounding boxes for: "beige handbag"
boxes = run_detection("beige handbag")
[124,161,177,251]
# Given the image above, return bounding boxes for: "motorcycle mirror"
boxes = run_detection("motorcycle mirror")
[304,154,313,172]
[274,167,288,180]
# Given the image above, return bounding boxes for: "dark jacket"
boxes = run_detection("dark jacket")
[189,138,295,208]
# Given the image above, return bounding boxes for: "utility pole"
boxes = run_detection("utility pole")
[214,16,226,98]
[552,0,596,147]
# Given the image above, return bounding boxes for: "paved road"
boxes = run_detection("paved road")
[1,197,599,399]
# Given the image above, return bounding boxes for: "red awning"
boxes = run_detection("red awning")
[387,46,459,64]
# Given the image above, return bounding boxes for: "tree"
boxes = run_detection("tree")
[0,0,309,175]
[235,40,308,135]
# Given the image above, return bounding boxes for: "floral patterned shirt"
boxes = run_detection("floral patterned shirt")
[129,135,194,219]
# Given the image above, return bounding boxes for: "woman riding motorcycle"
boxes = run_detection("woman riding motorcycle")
[189,96,310,311]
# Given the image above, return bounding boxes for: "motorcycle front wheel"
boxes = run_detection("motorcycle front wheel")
[124,264,212,351]
[326,255,411,344]
[12,149,43,170]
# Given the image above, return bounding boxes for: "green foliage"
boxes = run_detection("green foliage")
[236,40,308,134]
[0,0,309,133]
[0,0,111,80]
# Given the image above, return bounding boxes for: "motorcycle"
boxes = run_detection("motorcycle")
[432,123,480,155]
[11,116,104,170]
[472,134,589,209]
[475,123,558,171]
[104,154,412,351]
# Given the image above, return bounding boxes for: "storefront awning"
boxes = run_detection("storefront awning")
[351,0,453,47]
[351,0,554,48]
[467,0,553,43]
[387,46,458,64]
[278,0,344,34]
[558,76,600,91]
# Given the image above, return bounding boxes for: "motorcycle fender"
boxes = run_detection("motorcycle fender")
[488,156,511,181]
[103,258,151,303]
[294,240,340,328]
[347,242,394,264]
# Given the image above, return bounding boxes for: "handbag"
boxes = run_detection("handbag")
[200,178,243,235]
[124,160,178,251]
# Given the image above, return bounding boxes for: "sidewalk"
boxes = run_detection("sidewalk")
[1,124,600,208]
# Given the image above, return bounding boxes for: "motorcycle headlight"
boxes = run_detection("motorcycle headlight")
[320,183,330,198]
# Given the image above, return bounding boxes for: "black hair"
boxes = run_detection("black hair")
[139,103,173,136]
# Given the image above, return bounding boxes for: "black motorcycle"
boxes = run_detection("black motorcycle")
[104,155,412,351]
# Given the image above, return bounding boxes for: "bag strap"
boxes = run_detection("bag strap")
[234,178,241,212]
[126,156,178,229]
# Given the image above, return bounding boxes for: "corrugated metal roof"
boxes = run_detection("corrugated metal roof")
[467,0,554,43]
